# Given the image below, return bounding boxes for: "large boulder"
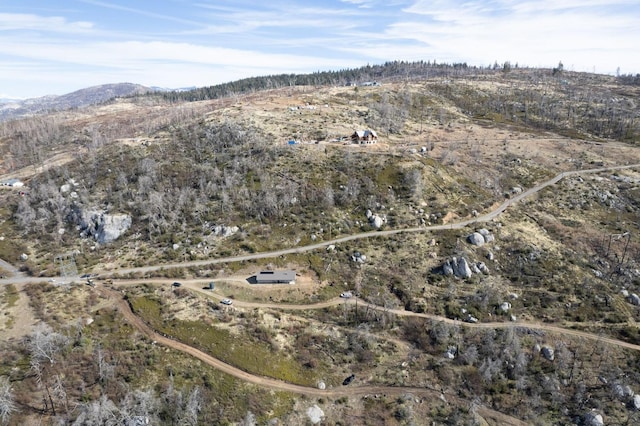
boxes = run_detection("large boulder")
[541,346,555,361]
[306,405,324,424]
[79,210,132,244]
[583,412,604,426]
[479,228,495,243]
[468,229,495,246]
[371,215,384,229]
[467,232,485,246]
[452,257,472,278]
[442,257,474,279]
[633,394,640,410]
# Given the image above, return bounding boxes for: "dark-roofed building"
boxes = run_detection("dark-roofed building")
[256,270,296,284]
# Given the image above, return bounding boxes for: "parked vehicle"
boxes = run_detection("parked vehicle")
[342,374,355,385]
[172,282,182,287]
[340,291,353,298]
[220,298,233,305]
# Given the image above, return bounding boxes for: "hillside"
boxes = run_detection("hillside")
[0,83,152,122]
[1,66,640,425]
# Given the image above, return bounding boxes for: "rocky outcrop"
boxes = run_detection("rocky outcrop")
[210,224,239,237]
[442,257,489,278]
[351,251,367,263]
[366,209,386,229]
[467,228,495,246]
[306,405,324,424]
[443,257,472,278]
[78,209,132,244]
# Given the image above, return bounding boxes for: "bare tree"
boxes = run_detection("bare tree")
[73,395,121,426]
[0,377,17,425]
[27,324,70,415]
[95,346,115,385]
[27,323,69,366]
[180,386,201,426]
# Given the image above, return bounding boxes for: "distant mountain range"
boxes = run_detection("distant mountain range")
[0,83,155,122]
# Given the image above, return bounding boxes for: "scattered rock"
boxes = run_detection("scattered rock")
[317,381,326,390]
[326,244,335,251]
[477,262,490,274]
[211,224,239,237]
[20,253,28,261]
[487,251,495,261]
[351,252,366,263]
[172,243,180,250]
[633,394,640,410]
[629,293,640,306]
[427,238,437,246]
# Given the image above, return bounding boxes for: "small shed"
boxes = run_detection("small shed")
[351,130,378,144]
[256,270,296,284]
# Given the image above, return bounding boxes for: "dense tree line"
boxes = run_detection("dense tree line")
[157,61,479,103]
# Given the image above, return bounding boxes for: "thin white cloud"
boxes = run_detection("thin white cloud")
[77,0,204,27]
[384,0,640,72]
[0,13,93,32]
[1,0,638,97]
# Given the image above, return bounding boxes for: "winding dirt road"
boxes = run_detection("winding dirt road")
[98,163,640,277]
[3,163,640,424]
[101,286,527,425]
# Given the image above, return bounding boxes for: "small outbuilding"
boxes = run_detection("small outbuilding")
[256,270,296,284]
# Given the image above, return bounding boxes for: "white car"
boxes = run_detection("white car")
[220,298,233,305]
[340,292,353,298]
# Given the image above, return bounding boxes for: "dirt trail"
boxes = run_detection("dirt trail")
[101,286,526,425]
[102,163,640,278]
[119,279,640,353]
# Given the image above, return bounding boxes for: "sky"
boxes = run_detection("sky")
[1,0,639,99]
